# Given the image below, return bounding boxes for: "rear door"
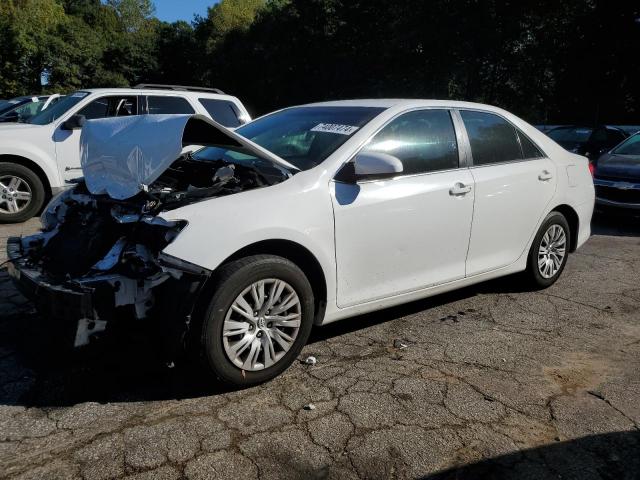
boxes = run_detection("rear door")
[459,110,557,276]
[332,108,475,307]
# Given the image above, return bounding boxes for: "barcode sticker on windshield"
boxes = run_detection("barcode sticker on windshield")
[311,123,360,135]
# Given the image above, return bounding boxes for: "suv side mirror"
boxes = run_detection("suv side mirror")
[61,114,86,131]
[335,151,403,183]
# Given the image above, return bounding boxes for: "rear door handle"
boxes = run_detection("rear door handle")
[449,182,472,196]
[538,170,553,181]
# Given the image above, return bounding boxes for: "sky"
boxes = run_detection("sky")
[153,0,216,23]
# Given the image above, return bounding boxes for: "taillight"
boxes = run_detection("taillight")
[588,162,595,177]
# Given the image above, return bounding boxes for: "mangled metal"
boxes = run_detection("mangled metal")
[8,114,293,348]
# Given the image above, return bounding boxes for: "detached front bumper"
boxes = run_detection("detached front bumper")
[7,237,99,320]
[6,236,212,352]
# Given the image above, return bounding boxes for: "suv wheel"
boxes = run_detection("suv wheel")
[0,162,46,223]
[525,211,570,288]
[199,254,314,386]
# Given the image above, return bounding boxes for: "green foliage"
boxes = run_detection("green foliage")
[0,0,638,123]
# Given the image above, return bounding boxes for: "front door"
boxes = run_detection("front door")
[331,109,475,307]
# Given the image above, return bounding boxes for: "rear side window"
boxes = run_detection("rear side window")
[461,110,522,165]
[518,131,544,159]
[362,109,459,175]
[147,96,195,115]
[199,98,241,127]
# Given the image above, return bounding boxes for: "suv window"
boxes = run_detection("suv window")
[461,110,523,165]
[147,96,195,115]
[78,96,138,120]
[199,98,241,127]
[361,109,459,175]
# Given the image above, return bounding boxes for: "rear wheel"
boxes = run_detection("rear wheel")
[525,211,570,288]
[199,255,314,386]
[0,162,46,223]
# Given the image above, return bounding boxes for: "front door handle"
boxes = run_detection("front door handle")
[449,182,472,196]
[538,170,553,181]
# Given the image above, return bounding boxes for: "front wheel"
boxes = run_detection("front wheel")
[525,211,570,288]
[0,162,46,223]
[199,255,314,386]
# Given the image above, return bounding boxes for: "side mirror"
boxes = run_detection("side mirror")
[61,114,86,131]
[335,151,403,183]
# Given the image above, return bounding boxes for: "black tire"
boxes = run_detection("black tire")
[525,211,570,288]
[199,254,314,386]
[0,162,46,223]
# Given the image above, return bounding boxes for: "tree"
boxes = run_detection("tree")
[0,0,67,96]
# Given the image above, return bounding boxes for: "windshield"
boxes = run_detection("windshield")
[235,106,385,170]
[27,91,90,125]
[613,134,640,156]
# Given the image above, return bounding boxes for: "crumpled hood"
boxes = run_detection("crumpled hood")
[80,114,298,200]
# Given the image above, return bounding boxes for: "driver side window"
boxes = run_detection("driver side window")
[78,96,138,120]
[362,109,459,175]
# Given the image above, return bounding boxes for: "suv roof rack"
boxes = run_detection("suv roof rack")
[133,84,225,95]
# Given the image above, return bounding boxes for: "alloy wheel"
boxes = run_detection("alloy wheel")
[222,278,302,371]
[537,224,567,279]
[0,175,32,214]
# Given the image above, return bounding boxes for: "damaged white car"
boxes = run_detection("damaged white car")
[7,100,594,386]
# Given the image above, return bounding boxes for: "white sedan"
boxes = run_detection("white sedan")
[7,100,594,386]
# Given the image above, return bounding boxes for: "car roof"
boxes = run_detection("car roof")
[78,88,235,98]
[302,98,508,112]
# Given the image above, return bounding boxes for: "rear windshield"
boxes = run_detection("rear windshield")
[236,106,385,170]
[613,134,640,155]
[547,127,593,144]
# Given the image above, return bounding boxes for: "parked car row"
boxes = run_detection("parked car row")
[536,124,640,211]
[6,97,595,386]
[0,94,63,123]
[0,85,251,222]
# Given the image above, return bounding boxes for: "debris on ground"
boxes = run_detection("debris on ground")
[303,403,316,411]
[302,356,317,366]
[393,339,408,349]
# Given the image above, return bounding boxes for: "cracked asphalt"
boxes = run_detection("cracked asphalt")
[1,211,639,479]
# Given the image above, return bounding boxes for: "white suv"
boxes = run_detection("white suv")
[0,84,251,223]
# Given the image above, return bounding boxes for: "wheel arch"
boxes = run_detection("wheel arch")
[198,239,328,325]
[551,204,579,252]
[0,154,53,202]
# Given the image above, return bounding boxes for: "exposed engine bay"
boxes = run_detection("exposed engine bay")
[11,151,290,349]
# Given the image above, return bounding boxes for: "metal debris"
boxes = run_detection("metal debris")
[303,356,317,366]
[393,339,408,349]
[303,403,316,411]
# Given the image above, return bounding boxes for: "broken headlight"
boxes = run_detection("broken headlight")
[40,188,74,232]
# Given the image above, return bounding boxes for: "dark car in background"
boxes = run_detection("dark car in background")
[546,125,630,159]
[0,95,62,123]
[593,132,640,211]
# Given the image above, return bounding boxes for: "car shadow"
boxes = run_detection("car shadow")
[423,430,640,480]
[0,270,525,408]
[591,209,640,237]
